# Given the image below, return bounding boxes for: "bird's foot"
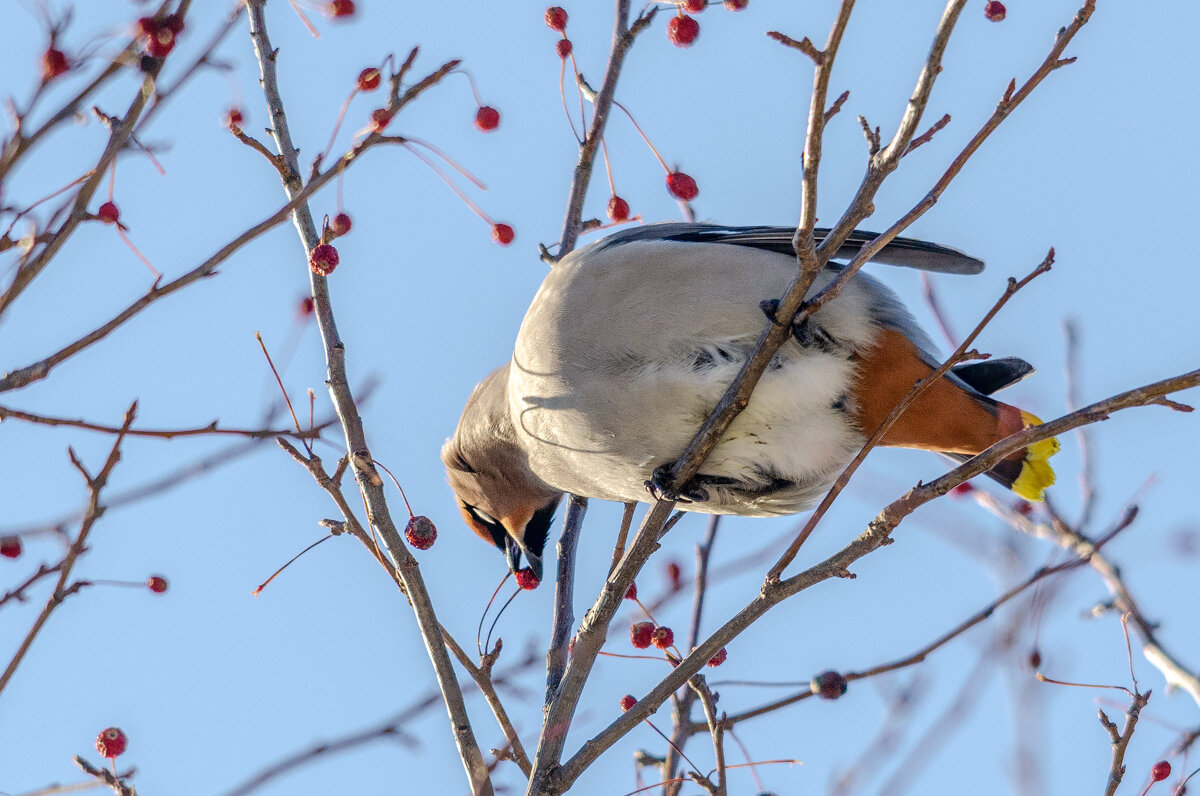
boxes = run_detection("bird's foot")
[645,465,709,504]
[760,298,830,350]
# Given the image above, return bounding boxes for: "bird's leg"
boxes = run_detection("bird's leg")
[645,464,709,504]
[760,298,827,350]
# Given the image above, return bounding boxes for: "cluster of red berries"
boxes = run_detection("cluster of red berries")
[137,14,185,59]
[629,621,675,650]
[810,670,848,700]
[404,515,438,550]
[545,7,575,58]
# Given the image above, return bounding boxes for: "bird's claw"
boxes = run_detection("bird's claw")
[761,298,822,348]
[645,465,709,504]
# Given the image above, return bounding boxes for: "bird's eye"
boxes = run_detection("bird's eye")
[467,505,499,527]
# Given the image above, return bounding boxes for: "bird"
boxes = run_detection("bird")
[443,223,1059,578]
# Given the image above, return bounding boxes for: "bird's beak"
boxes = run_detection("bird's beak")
[504,534,543,581]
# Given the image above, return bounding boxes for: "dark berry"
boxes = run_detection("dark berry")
[0,537,21,559]
[624,581,637,600]
[666,561,682,589]
[97,202,121,224]
[405,516,437,550]
[1152,761,1172,782]
[146,28,175,58]
[370,108,392,132]
[162,14,185,34]
[95,727,128,759]
[297,296,316,317]
[984,1,1006,22]
[331,212,353,237]
[309,243,340,276]
[327,0,356,18]
[147,575,168,594]
[42,48,70,82]
[811,670,848,700]
[667,15,700,47]
[556,39,573,59]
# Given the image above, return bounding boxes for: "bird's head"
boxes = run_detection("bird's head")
[442,366,563,580]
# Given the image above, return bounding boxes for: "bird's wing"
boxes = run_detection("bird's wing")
[584,223,985,275]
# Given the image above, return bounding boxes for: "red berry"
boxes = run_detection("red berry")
[162,14,185,34]
[0,536,21,559]
[619,694,636,712]
[707,646,727,667]
[607,195,630,222]
[556,39,573,59]
[984,1,1006,22]
[42,48,70,82]
[630,621,654,649]
[331,212,353,237]
[97,202,121,225]
[1152,761,1172,782]
[147,575,168,594]
[624,581,637,600]
[357,67,382,92]
[1015,501,1034,517]
[492,223,515,246]
[666,171,699,200]
[95,727,128,759]
[811,670,848,700]
[327,0,356,18]
[666,561,682,588]
[225,107,245,128]
[475,106,500,132]
[405,515,437,550]
[146,27,175,58]
[297,296,316,317]
[309,243,340,276]
[651,626,674,650]
[950,482,974,497]
[723,0,748,9]
[682,0,706,12]
[545,6,568,31]
[667,15,700,47]
[515,566,540,590]
[370,108,392,132]
[136,17,158,36]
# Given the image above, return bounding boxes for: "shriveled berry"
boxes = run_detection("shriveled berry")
[225,107,245,128]
[146,27,176,58]
[42,48,70,82]
[1028,648,1042,669]
[723,0,748,9]
[651,626,674,650]
[624,581,637,600]
[515,566,540,590]
[370,108,393,132]
[984,1,1006,22]
[95,727,128,759]
[0,536,21,559]
[666,171,699,200]
[97,202,121,225]
[327,0,356,18]
[950,482,974,497]
[556,39,573,59]
[475,106,500,131]
[309,243,340,276]
[707,646,727,667]
[1152,761,1172,782]
[607,195,630,222]
[404,515,437,550]
[667,15,700,47]
[162,14,185,34]
[811,670,848,700]
[619,694,636,712]
[331,212,353,237]
[545,6,568,31]
[492,223,515,246]
[147,575,168,594]
[630,621,654,649]
[357,67,382,91]
[683,0,706,12]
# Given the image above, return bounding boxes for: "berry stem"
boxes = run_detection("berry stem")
[476,572,512,657]
[612,98,670,173]
[370,457,416,517]
[252,534,333,596]
[405,137,488,189]
[558,58,583,144]
[114,227,161,280]
[403,143,495,226]
[254,332,309,453]
[601,138,616,196]
[287,0,321,38]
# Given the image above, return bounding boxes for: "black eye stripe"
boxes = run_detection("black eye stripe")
[464,503,507,551]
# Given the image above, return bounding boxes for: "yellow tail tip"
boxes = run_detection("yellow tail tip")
[1012,411,1060,502]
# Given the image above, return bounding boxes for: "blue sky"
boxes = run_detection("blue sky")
[1,1,1198,794]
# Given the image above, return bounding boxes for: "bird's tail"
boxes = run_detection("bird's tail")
[951,408,1059,501]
